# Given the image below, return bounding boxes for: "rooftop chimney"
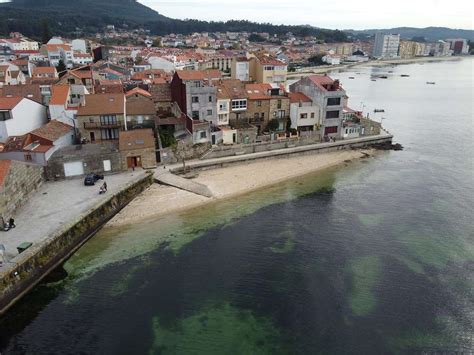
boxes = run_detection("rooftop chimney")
[333,80,340,90]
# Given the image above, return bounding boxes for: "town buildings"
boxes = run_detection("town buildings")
[372,33,401,59]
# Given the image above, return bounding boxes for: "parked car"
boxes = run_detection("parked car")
[84,173,104,186]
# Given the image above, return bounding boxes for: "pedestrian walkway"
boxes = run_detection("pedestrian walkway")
[0,171,147,262]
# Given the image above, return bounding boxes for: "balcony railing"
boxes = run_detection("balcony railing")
[83,122,124,129]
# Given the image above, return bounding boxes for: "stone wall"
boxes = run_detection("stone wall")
[45,143,122,180]
[0,161,44,219]
[160,141,211,165]
[0,173,154,315]
[120,148,157,170]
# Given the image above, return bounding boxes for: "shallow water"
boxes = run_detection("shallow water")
[1,58,473,354]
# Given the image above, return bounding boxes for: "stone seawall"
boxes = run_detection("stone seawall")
[0,173,154,315]
[170,134,393,174]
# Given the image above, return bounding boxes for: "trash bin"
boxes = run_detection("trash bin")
[17,242,32,254]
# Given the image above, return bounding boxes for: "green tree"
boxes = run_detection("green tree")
[308,54,325,66]
[249,34,265,43]
[41,18,51,44]
[56,60,66,73]
[268,119,280,132]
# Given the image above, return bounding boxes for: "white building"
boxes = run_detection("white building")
[0,97,47,143]
[289,92,320,135]
[232,58,250,82]
[322,54,341,65]
[372,33,400,58]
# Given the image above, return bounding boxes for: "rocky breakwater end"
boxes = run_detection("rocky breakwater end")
[370,142,404,151]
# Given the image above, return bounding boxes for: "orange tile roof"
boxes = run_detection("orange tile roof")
[49,85,70,105]
[77,94,125,116]
[289,92,312,103]
[175,69,221,81]
[31,120,73,141]
[32,66,57,76]
[0,97,23,110]
[119,129,155,151]
[125,87,152,98]
[245,83,272,100]
[0,160,12,186]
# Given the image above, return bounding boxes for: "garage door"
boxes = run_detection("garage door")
[64,161,84,177]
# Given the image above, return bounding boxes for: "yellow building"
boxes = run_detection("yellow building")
[399,40,417,59]
[250,54,287,85]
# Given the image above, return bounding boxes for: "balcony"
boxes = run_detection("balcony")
[83,122,124,129]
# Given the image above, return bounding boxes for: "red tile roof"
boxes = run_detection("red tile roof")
[32,66,57,76]
[175,69,221,81]
[119,129,155,151]
[31,120,73,141]
[49,85,70,105]
[289,92,312,103]
[307,75,342,92]
[125,87,152,98]
[0,160,12,186]
[245,83,272,100]
[0,97,23,110]
[77,94,125,116]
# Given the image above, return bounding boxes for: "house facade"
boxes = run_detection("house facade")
[288,92,321,136]
[290,75,346,139]
[76,94,126,143]
[0,97,47,143]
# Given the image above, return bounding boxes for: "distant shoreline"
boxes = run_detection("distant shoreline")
[288,56,466,77]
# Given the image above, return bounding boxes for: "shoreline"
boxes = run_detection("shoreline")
[106,149,376,229]
[288,55,465,77]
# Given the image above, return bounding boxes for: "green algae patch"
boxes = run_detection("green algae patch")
[358,213,384,228]
[396,256,425,275]
[397,231,474,270]
[149,304,283,354]
[269,230,295,254]
[348,256,381,317]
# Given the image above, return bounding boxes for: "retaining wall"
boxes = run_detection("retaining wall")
[171,134,393,174]
[0,172,154,315]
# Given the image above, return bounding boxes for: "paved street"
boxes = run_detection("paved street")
[0,170,147,262]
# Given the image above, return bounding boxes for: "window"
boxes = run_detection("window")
[200,131,207,139]
[311,112,315,118]
[207,109,212,116]
[300,113,308,119]
[100,115,117,125]
[277,110,285,119]
[326,110,340,119]
[218,114,227,122]
[0,111,11,121]
[191,96,199,103]
[257,100,262,107]
[192,111,200,120]
[327,97,341,106]
[100,128,119,140]
[209,96,213,103]
[219,102,228,111]
[277,99,282,109]
[191,81,202,88]
[261,113,265,119]
[264,65,274,71]
[324,126,338,134]
[231,99,247,110]
[24,153,32,161]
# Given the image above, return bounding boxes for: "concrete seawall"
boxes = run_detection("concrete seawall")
[170,133,393,174]
[0,173,154,315]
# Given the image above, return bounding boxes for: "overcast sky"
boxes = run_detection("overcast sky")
[140,0,473,30]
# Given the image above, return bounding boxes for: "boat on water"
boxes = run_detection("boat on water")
[371,79,377,81]
[349,77,355,79]
[374,109,385,113]
[426,82,436,85]
[401,74,410,77]
[380,75,388,79]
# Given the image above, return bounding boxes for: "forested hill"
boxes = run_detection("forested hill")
[0,0,347,43]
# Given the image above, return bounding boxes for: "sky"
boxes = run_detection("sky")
[140,0,474,30]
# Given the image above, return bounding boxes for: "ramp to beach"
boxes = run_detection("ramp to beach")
[154,170,213,198]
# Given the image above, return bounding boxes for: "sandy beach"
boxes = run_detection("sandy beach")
[107,149,373,228]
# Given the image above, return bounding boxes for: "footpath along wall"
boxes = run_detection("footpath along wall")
[170,133,394,174]
[0,172,154,315]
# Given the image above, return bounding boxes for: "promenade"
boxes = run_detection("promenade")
[0,171,147,262]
